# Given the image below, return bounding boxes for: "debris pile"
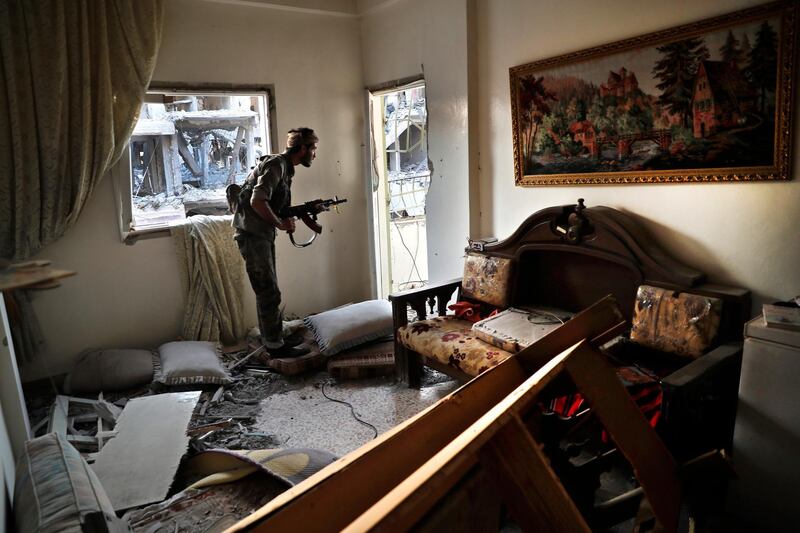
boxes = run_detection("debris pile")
[20,325,418,529]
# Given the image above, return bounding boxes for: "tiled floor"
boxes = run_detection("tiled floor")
[253,371,460,457]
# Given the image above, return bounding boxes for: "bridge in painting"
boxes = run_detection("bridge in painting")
[589,129,672,159]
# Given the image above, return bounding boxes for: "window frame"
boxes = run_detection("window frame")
[113,82,277,243]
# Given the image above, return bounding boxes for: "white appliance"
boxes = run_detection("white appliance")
[727,316,800,532]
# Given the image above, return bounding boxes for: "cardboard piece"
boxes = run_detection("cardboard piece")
[472,307,573,353]
[91,391,201,511]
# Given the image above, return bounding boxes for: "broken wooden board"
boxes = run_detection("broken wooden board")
[91,391,201,511]
[344,340,680,533]
[254,338,680,532]
[229,296,628,532]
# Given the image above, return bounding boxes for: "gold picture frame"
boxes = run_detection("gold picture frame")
[510,0,797,186]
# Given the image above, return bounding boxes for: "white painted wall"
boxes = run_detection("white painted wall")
[18,0,800,382]
[22,0,369,380]
[360,0,471,284]
[475,0,800,313]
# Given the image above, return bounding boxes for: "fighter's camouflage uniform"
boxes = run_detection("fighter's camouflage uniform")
[232,154,293,346]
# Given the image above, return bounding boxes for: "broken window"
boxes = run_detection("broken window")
[119,88,272,233]
[369,82,430,297]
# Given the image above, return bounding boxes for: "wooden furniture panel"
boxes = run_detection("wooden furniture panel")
[231,297,627,532]
[390,199,750,460]
[231,299,681,532]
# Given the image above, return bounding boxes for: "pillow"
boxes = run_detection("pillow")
[629,285,722,358]
[303,299,393,356]
[267,347,327,376]
[327,339,395,380]
[14,433,127,533]
[155,341,232,386]
[64,348,156,394]
[460,252,514,308]
[396,316,513,376]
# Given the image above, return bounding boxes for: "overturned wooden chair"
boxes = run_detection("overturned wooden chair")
[229,296,686,532]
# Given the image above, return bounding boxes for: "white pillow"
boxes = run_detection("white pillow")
[155,341,232,386]
[304,300,394,356]
[64,348,156,393]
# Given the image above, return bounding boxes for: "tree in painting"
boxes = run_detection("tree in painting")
[517,76,558,164]
[739,33,753,71]
[652,37,706,128]
[749,20,778,113]
[720,30,743,65]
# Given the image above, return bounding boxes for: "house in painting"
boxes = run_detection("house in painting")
[569,120,598,155]
[599,67,639,98]
[692,60,757,138]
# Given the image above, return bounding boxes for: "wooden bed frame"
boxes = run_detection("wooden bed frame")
[389,199,750,460]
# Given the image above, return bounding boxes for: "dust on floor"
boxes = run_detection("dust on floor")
[193,365,458,455]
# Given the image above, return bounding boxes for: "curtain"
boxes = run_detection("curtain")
[0,0,165,261]
[171,215,248,345]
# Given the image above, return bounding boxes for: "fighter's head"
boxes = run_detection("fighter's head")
[286,127,318,167]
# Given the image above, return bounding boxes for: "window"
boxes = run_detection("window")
[368,80,430,297]
[116,86,272,237]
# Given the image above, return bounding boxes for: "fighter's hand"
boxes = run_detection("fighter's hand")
[278,217,296,233]
[309,200,327,215]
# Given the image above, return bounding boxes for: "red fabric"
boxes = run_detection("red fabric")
[447,301,497,323]
[566,395,585,417]
[600,384,662,443]
[545,381,663,445]
[547,394,586,418]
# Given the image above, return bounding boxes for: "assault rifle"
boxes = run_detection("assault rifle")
[283,196,347,248]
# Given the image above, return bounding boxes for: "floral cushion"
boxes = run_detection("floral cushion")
[397,316,513,377]
[630,285,722,358]
[461,253,514,308]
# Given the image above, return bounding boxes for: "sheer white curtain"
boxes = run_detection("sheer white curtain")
[0,0,165,260]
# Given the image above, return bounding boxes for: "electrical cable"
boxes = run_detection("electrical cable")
[526,309,567,325]
[319,381,378,439]
[392,217,424,285]
[391,180,425,286]
[376,89,430,292]
[390,90,428,289]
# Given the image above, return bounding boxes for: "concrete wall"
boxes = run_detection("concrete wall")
[360,0,472,284]
[22,0,369,380]
[475,0,800,313]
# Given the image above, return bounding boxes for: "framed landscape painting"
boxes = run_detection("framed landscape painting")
[510,0,797,186]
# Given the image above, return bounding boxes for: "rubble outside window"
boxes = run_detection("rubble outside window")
[127,90,271,230]
[383,86,430,294]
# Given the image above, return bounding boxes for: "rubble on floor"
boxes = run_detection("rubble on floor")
[124,472,285,532]
[22,328,457,528]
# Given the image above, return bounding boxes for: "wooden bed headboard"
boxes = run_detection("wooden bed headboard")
[480,199,749,339]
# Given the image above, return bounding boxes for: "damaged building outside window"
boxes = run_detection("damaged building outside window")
[119,88,272,233]
[370,82,430,297]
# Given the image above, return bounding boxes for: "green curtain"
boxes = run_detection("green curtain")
[0,0,165,260]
